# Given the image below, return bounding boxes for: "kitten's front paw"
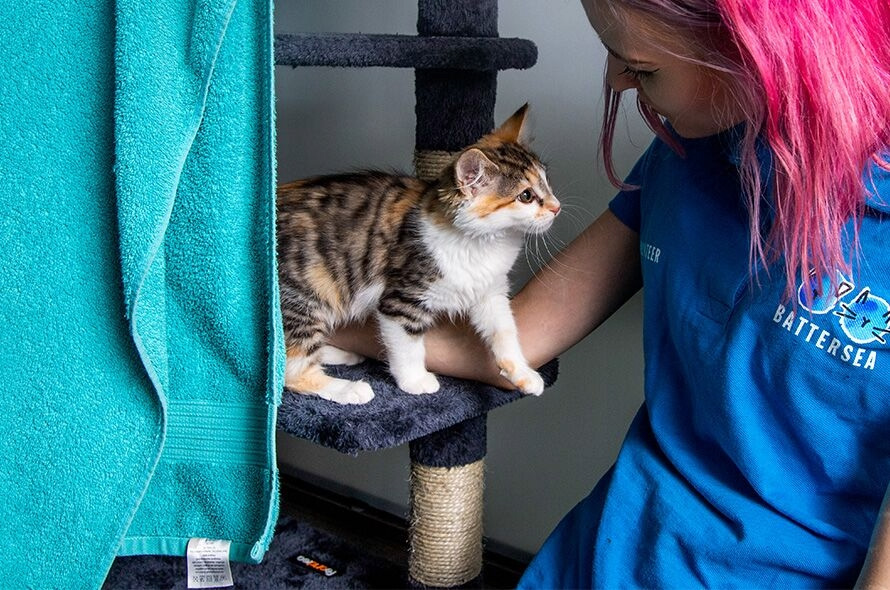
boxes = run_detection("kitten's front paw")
[396,371,441,395]
[498,360,545,396]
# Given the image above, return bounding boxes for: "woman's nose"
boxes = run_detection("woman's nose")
[605,54,637,92]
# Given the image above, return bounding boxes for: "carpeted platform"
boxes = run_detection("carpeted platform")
[277,359,557,456]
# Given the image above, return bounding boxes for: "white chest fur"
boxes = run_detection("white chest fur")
[418,217,523,313]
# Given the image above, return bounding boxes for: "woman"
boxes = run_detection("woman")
[341,0,890,586]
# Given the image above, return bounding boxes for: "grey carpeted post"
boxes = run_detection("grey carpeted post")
[409,4,497,586]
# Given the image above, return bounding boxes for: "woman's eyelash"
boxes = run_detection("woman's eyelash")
[620,65,657,80]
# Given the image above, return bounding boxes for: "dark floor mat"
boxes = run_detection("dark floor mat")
[103,515,408,589]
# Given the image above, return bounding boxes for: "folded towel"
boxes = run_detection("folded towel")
[0,0,281,586]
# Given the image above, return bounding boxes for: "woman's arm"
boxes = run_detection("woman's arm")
[856,485,890,590]
[333,208,642,388]
[508,207,642,370]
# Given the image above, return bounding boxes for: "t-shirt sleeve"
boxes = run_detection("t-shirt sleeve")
[608,187,641,233]
[607,146,652,233]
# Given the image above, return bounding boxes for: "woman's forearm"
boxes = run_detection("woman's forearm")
[509,208,642,369]
[332,209,642,389]
[333,316,510,387]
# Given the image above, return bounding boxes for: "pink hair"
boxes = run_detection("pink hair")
[600,0,890,298]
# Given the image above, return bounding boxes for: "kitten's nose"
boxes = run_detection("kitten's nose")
[547,201,561,215]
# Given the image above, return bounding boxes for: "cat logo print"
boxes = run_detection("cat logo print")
[772,269,889,371]
[797,270,890,345]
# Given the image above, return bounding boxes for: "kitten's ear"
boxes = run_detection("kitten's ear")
[455,148,498,197]
[492,103,532,145]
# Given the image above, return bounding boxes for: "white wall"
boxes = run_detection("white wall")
[274,0,652,558]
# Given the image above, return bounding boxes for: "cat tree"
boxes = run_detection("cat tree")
[275,2,554,587]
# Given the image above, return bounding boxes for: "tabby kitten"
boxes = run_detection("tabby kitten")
[277,105,560,404]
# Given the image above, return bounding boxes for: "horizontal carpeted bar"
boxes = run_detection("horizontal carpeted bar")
[274,33,537,70]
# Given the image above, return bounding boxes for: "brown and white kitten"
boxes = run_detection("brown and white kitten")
[277,105,560,404]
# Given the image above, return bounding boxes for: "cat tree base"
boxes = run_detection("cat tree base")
[277,360,557,587]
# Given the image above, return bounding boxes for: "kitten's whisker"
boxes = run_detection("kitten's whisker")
[541,236,562,268]
[527,235,574,285]
[532,236,545,270]
[560,205,595,221]
[558,196,596,217]
[523,234,541,271]
[527,235,554,278]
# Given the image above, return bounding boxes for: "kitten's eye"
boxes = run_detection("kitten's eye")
[516,189,536,204]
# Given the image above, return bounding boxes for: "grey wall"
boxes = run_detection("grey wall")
[274,0,652,558]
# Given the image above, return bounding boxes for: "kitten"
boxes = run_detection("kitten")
[277,104,560,404]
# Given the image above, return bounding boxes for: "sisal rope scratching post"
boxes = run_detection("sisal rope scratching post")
[413,149,459,183]
[409,461,485,587]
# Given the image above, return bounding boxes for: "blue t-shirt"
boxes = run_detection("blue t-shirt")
[519,129,890,589]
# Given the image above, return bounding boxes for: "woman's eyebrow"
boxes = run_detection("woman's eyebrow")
[602,42,658,67]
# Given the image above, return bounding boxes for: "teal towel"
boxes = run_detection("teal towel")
[0,0,282,587]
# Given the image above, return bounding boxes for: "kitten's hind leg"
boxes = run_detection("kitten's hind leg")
[285,347,374,404]
[318,344,365,366]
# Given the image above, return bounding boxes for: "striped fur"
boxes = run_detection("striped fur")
[277,105,560,404]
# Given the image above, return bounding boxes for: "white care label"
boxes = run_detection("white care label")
[186,538,234,589]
